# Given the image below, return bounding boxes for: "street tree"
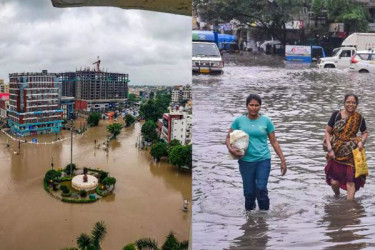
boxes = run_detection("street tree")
[139,92,171,122]
[107,123,122,139]
[150,142,168,161]
[168,139,181,153]
[74,221,107,250]
[141,120,158,142]
[102,177,117,190]
[324,0,370,33]
[131,232,188,250]
[124,114,136,127]
[169,144,192,170]
[195,0,305,45]
[87,112,101,126]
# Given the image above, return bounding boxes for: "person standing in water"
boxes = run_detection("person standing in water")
[226,94,287,211]
[324,94,368,200]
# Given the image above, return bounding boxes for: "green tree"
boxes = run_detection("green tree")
[123,243,137,250]
[135,238,159,250]
[107,123,122,139]
[124,114,136,127]
[168,139,181,153]
[169,145,192,170]
[64,163,77,175]
[44,169,61,183]
[150,142,168,161]
[141,120,158,143]
[161,232,180,250]
[195,0,304,45]
[139,92,171,122]
[75,221,107,250]
[325,0,370,33]
[102,177,117,190]
[87,112,101,126]
[128,93,139,103]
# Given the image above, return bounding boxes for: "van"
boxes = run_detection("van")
[192,30,224,74]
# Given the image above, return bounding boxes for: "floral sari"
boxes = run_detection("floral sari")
[325,111,365,191]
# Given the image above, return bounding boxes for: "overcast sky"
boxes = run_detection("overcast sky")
[0,0,192,86]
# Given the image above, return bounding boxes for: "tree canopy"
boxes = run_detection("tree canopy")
[87,112,101,126]
[150,142,168,161]
[124,114,136,127]
[107,123,122,139]
[139,92,171,122]
[169,144,192,169]
[141,120,159,143]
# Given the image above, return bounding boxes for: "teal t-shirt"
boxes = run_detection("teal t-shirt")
[231,115,275,162]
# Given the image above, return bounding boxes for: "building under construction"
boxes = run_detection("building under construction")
[8,70,63,137]
[60,60,129,112]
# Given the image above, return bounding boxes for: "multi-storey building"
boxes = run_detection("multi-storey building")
[171,85,191,104]
[0,79,9,93]
[8,70,63,136]
[60,69,129,112]
[160,110,192,145]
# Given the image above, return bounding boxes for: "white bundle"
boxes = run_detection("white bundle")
[229,130,249,160]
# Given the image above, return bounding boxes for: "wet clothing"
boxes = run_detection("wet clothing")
[231,115,274,162]
[232,114,275,210]
[239,159,271,210]
[325,110,366,190]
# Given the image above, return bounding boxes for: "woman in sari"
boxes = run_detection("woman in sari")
[324,94,368,200]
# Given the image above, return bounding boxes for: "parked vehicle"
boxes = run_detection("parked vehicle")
[285,45,326,62]
[318,33,375,69]
[192,30,224,74]
[349,50,375,73]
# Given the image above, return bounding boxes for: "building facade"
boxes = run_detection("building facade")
[160,110,192,145]
[8,70,63,136]
[0,79,9,93]
[60,70,129,112]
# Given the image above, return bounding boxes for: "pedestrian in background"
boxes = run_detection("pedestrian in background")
[324,93,368,200]
[226,94,287,211]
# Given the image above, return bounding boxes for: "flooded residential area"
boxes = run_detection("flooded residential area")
[0,120,191,249]
[193,53,375,249]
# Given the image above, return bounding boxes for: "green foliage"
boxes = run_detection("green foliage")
[44,169,61,183]
[62,198,97,203]
[139,93,171,122]
[98,171,109,182]
[150,142,168,161]
[128,93,139,103]
[135,238,159,250]
[168,139,181,152]
[107,123,122,139]
[169,145,192,170]
[102,177,117,187]
[60,176,73,182]
[161,232,180,250]
[179,241,189,250]
[125,114,136,127]
[64,163,77,175]
[91,221,107,249]
[324,0,370,32]
[141,120,159,143]
[80,190,87,197]
[123,243,137,250]
[77,234,91,250]
[195,0,303,45]
[87,112,101,126]
[60,185,70,193]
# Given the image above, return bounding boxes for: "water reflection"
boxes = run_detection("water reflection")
[230,214,269,250]
[322,199,366,244]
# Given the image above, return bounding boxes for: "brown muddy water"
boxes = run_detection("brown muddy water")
[0,120,191,249]
[193,53,375,249]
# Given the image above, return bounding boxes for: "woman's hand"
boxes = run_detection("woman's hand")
[358,141,364,151]
[229,147,244,157]
[280,160,287,176]
[327,150,335,159]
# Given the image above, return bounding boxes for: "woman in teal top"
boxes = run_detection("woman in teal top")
[226,94,287,211]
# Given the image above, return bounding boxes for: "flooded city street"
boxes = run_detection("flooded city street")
[193,53,375,249]
[0,120,191,249]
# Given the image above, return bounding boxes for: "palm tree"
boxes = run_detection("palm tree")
[135,238,159,250]
[132,232,188,250]
[75,221,107,250]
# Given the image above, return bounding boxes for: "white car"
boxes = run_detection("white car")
[192,41,224,74]
[350,50,375,73]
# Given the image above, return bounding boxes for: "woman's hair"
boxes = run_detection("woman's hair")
[246,94,262,106]
[344,93,359,104]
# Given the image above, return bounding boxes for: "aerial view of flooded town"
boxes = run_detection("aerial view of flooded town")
[192,0,375,249]
[0,0,191,249]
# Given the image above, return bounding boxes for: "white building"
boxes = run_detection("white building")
[172,85,191,104]
[160,110,192,145]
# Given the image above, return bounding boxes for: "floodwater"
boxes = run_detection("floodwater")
[0,120,191,249]
[193,53,375,250]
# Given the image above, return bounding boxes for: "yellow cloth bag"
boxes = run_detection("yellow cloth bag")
[353,148,369,178]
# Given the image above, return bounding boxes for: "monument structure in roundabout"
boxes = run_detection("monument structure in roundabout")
[44,164,116,203]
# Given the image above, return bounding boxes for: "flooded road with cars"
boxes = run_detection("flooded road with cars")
[192,52,375,249]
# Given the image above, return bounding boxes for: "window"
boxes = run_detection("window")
[340,50,352,57]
